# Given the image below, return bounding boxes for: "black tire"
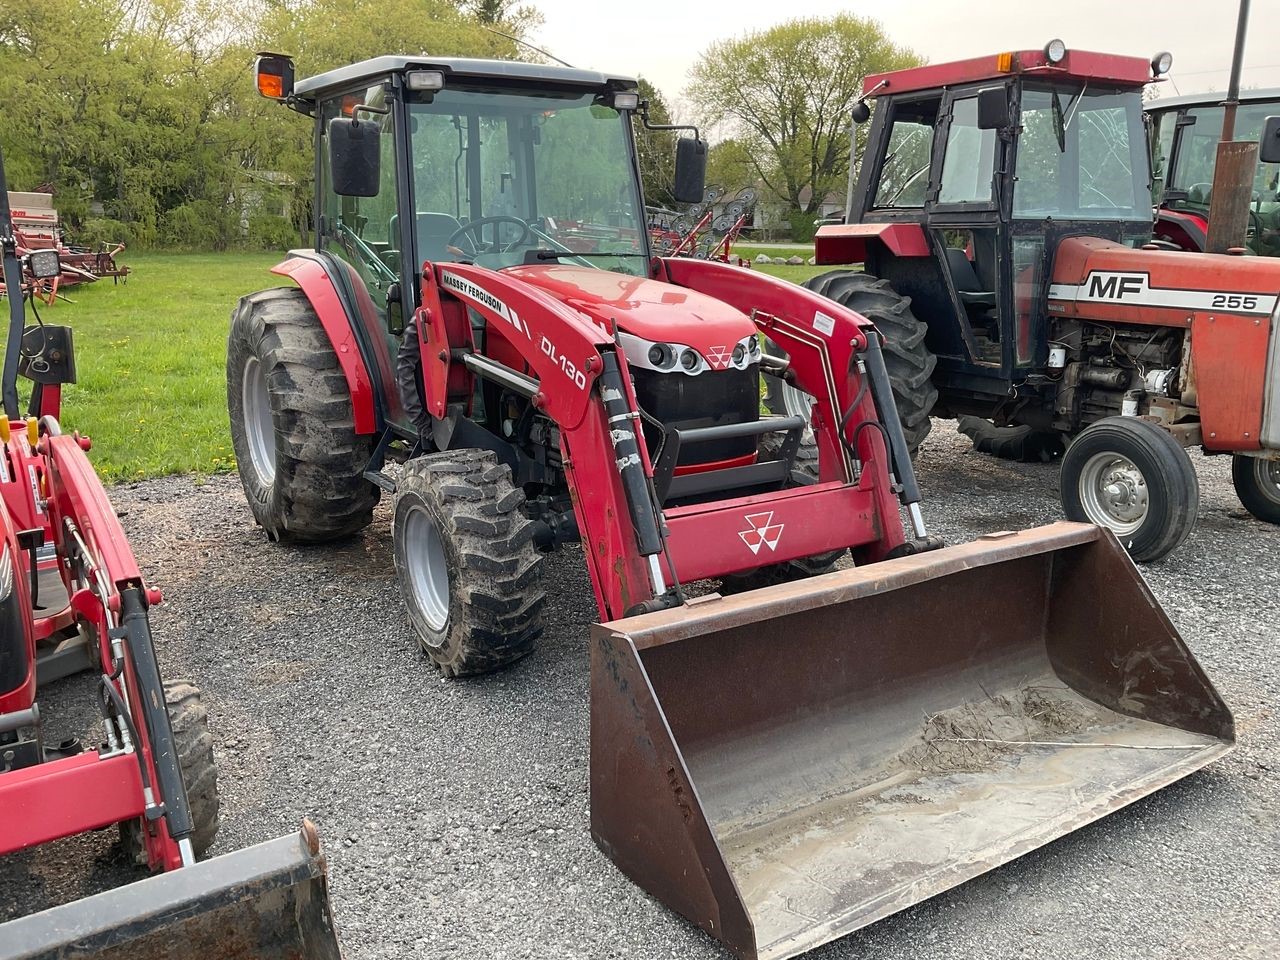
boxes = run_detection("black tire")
[798,270,938,456]
[121,680,219,863]
[1232,454,1280,524]
[227,287,379,542]
[958,416,1066,463]
[720,421,842,593]
[1060,417,1198,562]
[392,449,544,677]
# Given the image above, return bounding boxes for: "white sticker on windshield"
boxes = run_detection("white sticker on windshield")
[813,311,836,337]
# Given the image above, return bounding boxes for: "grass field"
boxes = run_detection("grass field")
[735,245,827,284]
[9,248,830,483]
[31,252,281,482]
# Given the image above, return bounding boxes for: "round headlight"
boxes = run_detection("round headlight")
[732,343,746,365]
[1044,39,1067,64]
[680,349,699,372]
[749,336,761,355]
[1151,51,1173,76]
[648,343,668,367]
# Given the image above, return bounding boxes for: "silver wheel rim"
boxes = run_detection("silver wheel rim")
[762,340,815,419]
[1265,460,1280,498]
[404,505,450,633]
[1078,451,1150,535]
[241,356,276,486]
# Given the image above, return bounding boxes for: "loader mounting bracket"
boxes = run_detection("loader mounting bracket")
[884,535,947,559]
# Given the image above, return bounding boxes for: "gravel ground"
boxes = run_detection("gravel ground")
[2,423,1277,959]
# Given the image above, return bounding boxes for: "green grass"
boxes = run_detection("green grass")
[8,247,836,483]
[732,245,829,285]
[29,252,283,482]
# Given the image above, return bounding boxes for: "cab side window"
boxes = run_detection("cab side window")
[872,100,939,209]
[318,86,401,326]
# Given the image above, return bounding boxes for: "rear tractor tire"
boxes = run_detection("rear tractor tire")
[227,287,379,542]
[764,270,937,458]
[392,450,545,677]
[1060,417,1198,562]
[720,421,844,593]
[1231,454,1280,525]
[958,416,1066,463]
[122,680,219,864]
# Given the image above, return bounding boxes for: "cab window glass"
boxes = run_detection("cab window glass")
[938,97,997,204]
[873,101,937,208]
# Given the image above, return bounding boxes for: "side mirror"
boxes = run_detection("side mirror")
[672,137,707,204]
[976,86,1011,130]
[328,118,380,198]
[850,101,871,124]
[27,248,61,280]
[1260,116,1280,165]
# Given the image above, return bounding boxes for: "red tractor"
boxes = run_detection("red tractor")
[1148,87,1280,257]
[0,154,338,960]
[788,42,1280,561]
[229,54,1233,960]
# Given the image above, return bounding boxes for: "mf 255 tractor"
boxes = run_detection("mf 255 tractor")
[797,43,1280,561]
[229,53,1233,960]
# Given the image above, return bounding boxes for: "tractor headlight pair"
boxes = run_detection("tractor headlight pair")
[623,332,761,376]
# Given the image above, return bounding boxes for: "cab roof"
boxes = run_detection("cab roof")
[1145,87,1280,112]
[863,48,1156,98]
[294,55,637,99]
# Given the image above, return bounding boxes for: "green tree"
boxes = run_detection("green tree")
[686,14,920,214]
[634,77,676,208]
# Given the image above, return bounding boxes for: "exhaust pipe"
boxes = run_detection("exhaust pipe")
[591,522,1233,960]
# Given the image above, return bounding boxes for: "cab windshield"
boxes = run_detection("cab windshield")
[1014,86,1150,220]
[408,86,647,275]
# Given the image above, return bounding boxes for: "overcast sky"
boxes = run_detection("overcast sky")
[530,0,1280,111]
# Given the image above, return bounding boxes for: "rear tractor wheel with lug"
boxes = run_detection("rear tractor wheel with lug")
[1060,416,1198,562]
[392,449,545,677]
[1231,454,1280,525]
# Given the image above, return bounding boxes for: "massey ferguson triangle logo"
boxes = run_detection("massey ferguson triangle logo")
[705,345,731,370]
[739,511,784,555]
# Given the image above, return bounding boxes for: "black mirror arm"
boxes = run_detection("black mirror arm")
[638,102,699,142]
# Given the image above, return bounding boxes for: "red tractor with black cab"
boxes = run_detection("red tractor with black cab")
[798,42,1280,561]
[228,53,1235,960]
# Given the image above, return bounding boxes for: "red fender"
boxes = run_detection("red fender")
[270,256,380,435]
[814,222,930,265]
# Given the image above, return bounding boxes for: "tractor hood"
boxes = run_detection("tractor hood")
[505,264,755,353]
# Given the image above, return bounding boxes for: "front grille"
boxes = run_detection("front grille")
[634,365,760,465]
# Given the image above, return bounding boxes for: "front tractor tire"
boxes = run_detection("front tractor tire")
[392,450,545,678]
[227,288,379,542]
[957,417,1066,463]
[1060,417,1199,562]
[1232,454,1280,525]
[792,270,939,457]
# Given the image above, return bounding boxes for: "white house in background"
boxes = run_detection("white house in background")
[748,183,844,240]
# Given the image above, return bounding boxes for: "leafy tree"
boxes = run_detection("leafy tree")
[686,14,920,214]
[704,139,754,195]
[634,77,676,208]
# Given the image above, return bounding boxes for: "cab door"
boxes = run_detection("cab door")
[925,87,1008,374]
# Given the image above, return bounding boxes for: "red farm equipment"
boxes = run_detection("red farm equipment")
[2,192,130,305]
[0,154,339,960]
[229,53,1233,960]
[1148,87,1280,257]
[773,42,1280,562]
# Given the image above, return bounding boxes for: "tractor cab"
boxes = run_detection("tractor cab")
[819,44,1160,389]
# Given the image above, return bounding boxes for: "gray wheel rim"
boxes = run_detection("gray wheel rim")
[762,341,815,419]
[241,356,276,486]
[1263,460,1280,499]
[1078,451,1150,535]
[404,505,450,634]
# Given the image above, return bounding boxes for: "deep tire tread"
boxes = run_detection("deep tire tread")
[394,450,545,677]
[227,288,379,542]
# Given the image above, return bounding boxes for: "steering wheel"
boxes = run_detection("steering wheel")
[448,216,532,255]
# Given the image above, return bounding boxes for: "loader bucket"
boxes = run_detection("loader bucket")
[0,824,340,960]
[591,522,1233,960]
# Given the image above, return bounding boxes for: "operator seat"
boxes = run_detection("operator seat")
[944,247,996,310]
[387,212,465,267]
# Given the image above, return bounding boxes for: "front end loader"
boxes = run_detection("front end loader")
[0,152,340,960]
[229,54,1233,959]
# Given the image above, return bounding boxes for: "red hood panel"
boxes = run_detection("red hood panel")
[504,264,754,349]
